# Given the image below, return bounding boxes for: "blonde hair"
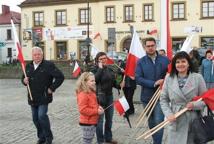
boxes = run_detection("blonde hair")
[75,72,95,94]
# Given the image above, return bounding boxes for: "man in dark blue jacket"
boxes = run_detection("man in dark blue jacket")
[135,37,169,144]
[22,47,64,144]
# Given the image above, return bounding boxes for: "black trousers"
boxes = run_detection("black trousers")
[123,87,135,114]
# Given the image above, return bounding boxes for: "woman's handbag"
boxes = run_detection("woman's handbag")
[192,108,214,144]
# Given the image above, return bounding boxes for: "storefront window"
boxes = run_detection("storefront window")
[79,41,88,60]
[201,37,214,50]
[56,41,67,60]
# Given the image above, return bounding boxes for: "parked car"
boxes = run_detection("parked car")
[107,51,127,61]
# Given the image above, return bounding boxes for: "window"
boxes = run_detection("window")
[56,10,66,25]
[201,37,214,49]
[79,41,88,60]
[79,8,91,24]
[56,41,67,60]
[34,12,44,26]
[143,4,153,21]
[7,48,12,57]
[106,6,115,23]
[7,29,12,40]
[124,5,134,22]
[202,1,214,18]
[172,3,185,19]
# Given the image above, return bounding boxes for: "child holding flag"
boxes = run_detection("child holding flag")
[76,72,104,144]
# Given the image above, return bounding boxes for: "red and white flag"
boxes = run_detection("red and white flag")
[160,0,173,73]
[11,19,26,68]
[114,96,130,116]
[72,61,81,77]
[124,29,146,78]
[148,29,158,35]
[93,32,102,40]
[90,43,114,64]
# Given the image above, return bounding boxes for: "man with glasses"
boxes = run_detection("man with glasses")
[135,37,169,144]
[91,52,119,144]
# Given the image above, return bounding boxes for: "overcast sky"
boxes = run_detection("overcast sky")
[0,0,25,13]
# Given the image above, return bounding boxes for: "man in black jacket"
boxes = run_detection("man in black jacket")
[22,47,64,144]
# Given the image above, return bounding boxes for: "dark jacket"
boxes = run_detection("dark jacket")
[91,65,119,96]
[135,54,169,102]
[22,60,64,105]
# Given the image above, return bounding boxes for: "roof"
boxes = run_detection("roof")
[19,0,115,7]
[0,11,21,25]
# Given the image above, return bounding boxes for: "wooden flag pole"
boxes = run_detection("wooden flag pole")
[21,63,33,101]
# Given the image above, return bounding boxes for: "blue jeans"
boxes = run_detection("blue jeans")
[142,101,164,144]
[96,96,114,143]
[31,105,53,141]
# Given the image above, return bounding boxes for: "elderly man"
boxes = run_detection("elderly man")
[22,47,64,144]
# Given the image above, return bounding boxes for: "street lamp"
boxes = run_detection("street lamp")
[85,0,91,65]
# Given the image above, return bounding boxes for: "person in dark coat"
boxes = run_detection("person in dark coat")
[22,47,64,144]
[91,52,118,144]
[119,59,136,115]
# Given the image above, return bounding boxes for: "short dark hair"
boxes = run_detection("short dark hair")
[143,37,156,46]
[205,49,213,56]
[95,52,106,63]
[159,49,166,54]
[170,51,194,77]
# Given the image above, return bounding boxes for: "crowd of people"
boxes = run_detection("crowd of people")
[20,38,213,144]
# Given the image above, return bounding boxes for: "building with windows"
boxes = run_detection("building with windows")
[0,5,21,64]
[19,0,214,61]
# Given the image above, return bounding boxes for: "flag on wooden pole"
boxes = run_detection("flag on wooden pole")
[11,19,26,68]
[124,29,146,78]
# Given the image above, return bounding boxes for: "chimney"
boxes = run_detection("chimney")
[2,5,10,15]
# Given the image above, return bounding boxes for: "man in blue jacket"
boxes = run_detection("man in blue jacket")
[135,37,169,144]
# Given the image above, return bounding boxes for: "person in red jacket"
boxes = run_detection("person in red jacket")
[76,72,104,144]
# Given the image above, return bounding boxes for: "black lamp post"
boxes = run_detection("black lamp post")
[85,0,91,65]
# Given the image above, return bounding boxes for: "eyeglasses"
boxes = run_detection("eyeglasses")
[98,57,107,61]
[145,44,155,48]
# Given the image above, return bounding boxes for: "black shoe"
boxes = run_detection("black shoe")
[36,139,46,144]
[45,139,52,144]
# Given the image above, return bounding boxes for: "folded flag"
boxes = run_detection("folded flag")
[72,61,81,77]
[114,96,130,115]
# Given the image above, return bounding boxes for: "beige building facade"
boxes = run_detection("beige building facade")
[20,0,214,61]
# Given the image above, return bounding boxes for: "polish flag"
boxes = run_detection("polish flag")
[180,34,195,54]
[161,0,173,73]
[124,29,146,78]
[114,96,130,116]
[11,19,26,69]
[93,32,102,40]
[192,88,214,110]
[72,61,81,77]
[90,43,114,64]
[148,29,158,35]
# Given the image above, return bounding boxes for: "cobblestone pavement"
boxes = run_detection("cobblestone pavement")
[0,79,213,144]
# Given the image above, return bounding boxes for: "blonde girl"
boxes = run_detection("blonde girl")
[76,72,104,144]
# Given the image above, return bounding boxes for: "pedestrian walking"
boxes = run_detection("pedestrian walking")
[21,47,64,144]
